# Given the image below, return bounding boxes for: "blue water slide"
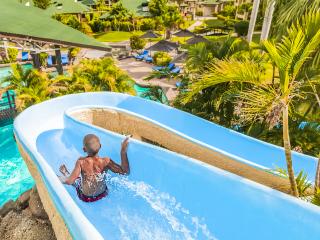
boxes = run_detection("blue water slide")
[14,92,320,239]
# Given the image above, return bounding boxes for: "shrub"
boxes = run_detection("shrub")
[153,51,172,66]
[7,48,18,63]
[130,35,146,51]
[234,20,249,36]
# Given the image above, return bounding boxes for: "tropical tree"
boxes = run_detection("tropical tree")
[247,0,260,42]
[162,5,183,39]
[273,0,320,36]
[65,57,135,94]
[148,0,168,17]
[260,0,275,40]
[184,11,320,197]
[2,64,65,111]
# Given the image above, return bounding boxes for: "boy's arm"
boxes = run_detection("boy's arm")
[107,137,130,175]
[62,159,81,185]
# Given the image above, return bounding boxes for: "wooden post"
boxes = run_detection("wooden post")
[31,52,41,69]
[54,45,63,75]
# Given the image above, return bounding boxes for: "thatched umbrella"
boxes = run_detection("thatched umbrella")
[140,30,161,39]
[186,35,210,45]
[173,29,196,37]
[146,40,179,52]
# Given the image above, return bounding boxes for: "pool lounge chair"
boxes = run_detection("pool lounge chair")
[47,55,53,66]
[21,52,29,61]
[171,67,181,74]
[144,56,153,63]
[134,50,149,60]
[152,62,175,71]
[61,54,69,65]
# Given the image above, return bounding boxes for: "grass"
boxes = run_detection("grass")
[93,31,145,42]
[252,33,261,44]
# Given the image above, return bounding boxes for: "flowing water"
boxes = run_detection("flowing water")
[0,124,34,206]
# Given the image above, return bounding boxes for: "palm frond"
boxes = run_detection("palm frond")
[183,59,266,103]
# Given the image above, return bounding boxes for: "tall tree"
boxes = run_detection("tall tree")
[260,0,275,40]
[185,11,320,197]
[247,0,260,43]
[162,5,183,39]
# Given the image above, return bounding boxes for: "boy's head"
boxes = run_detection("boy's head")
[83,134,101,156]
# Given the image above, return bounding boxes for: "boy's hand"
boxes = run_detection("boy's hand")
[121,137,130,153]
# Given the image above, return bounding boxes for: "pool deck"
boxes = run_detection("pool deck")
[116,58,180,102]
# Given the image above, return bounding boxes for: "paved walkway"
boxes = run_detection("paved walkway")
[187,20,203,31]
[116,58,179,101]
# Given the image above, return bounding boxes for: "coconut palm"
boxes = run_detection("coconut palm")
[247,0,261,42]
[260,0,275,40]
[273,0,320,36]
[184,11,320,197]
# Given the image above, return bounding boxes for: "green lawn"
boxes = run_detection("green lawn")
[93,31,145,42]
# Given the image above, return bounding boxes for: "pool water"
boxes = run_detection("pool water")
[134,84,168,104]
[0,63,33,86]
[0,124,34,206]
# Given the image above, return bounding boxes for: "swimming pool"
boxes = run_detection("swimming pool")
[134,83,168,104]
[0,63,33,84]
[0,124,34,206]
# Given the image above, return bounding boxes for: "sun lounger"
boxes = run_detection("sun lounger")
[152,62,175,71]
[144,56,153,63]
[22,52,29,61]
[47,55,53,66]
[171,67,181,74]
[61,54,69,65]
[134,50,149,60]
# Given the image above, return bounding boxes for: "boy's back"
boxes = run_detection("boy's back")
[78,156,110,196]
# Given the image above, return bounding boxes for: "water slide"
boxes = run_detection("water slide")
[14,92,320,239]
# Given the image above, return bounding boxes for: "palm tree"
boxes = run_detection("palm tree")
[68,57,135,95]
[247,0,261,43]
[260,0,275,41]
[184,11,320,197]
[2,64,65,111]
[273,0,320,36]
[186,37,249,73]
[162,5,183,39]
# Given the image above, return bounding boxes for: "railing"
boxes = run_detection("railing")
[0,90,16,126]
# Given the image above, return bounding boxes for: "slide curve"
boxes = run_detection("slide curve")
[14,92,320,240]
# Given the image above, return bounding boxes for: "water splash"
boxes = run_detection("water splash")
[108,175,217,240]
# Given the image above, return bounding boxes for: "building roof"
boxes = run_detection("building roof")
[20,0,90,14]
[120,0,151,17]
[80,0,98,6]
[0,0,109,50]
[44,0,90,15]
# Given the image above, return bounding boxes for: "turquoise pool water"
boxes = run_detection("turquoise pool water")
[0,63,33,85]
[0,124,34,206]
[134,84,168,104]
